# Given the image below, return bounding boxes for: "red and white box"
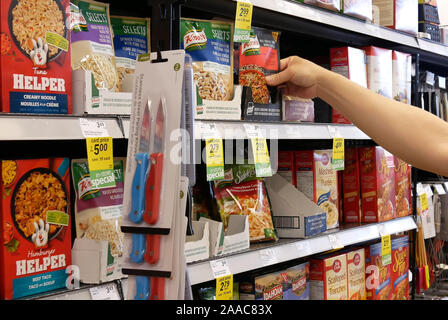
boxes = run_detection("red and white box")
[330,47,368,124]
[392,51,412,104]
[391,235,409,300]
[295,150,340,230]
[343,148,362,223]
[309,253,348,300]
[359,146,397,223]
[277,151,296,186]
[362,46,393,99]
[365,241,393,300]
[372,0,418,35]
[347,248,366,300]
[0,0,72,114]
[394,157,412,218]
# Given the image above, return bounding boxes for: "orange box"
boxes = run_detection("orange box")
[365,241,392,300]
[0,158,71,299]
[343,148,362,223]
[359,147,397,223]
[391,235,409,300]
[0,0,72,114]
[309,253,348,300]
[347,248,366,300]
[394,157,412,217]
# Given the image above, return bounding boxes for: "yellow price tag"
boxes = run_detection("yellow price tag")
[381,235,392,266]
[420,193,429,212]
[86,137,114,171]
[216,274,233,300]
[206,138,225,181]
[234,0,253,42]
[251,138,270,164]
[332,138,344,171]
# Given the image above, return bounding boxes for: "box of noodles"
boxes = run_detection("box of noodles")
[213,164,277,243]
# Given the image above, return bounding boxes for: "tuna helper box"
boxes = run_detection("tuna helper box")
[1,158,71,299]
[0,0,72,114]
[330,47,367,124]
[359,146,397,223]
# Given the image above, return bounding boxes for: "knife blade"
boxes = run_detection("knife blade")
[134,276,150,300]
[129,100,152,224]
[144,98,166,225]
[130,233,146,264]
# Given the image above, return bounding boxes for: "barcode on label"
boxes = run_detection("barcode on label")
[273,216,300,229]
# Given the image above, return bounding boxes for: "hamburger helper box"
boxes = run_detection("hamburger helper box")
[330,47,368,124]
[394,157,412,217]
[0,158,71,299]
[362,47,393,99]
[391,235,409,300]
[277,151,295,186]
[309,252,348,300]
[392,51,412,104]
[343,148,362,223]
[365,241,392,300]
[283,262,310,300]
[239,269,286,300]
[359,146,397,223]
[372,0,418,35]
[0,0,72,114]
[295,150,340,230]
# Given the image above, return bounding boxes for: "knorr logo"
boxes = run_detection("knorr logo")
[241,33,260,56]
[184,24,207,51]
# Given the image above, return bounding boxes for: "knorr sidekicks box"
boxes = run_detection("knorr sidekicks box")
[1,0,72,114]
[1,158,71,299]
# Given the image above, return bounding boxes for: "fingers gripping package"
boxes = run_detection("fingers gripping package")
[0,0,72,114]
[0,158,71,299]
[238,27,282,121]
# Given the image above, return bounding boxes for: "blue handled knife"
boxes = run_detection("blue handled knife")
[134,276,150,300]
[129,100,152,224]
[130,233,146,263]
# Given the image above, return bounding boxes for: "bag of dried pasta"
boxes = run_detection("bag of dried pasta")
[71,158,126,257]
[238,27,282,121]
[70,0,120,92]
[180,18,234,101]
[213,163,277,243]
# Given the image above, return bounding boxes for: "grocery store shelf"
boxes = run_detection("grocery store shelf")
[184,0,448,71]
[195,120,371,140]
[0,114,128,141]
[187,216,417,285]
[20,278,127,300]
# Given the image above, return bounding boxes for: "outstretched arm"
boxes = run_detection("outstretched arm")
[266,56,448,176]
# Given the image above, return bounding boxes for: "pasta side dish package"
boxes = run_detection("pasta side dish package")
[0,158,71,300]
[295,150,340,230]
[239,27,282,121]
[359,146,397,223]
[0,0,72,114]
[70,0,120,92]
[392,51,412,104]
[213,164,277,243]
[283,262,310,300]
[346,248,366,300]
[277,151,296,186]
[394,157,412,217]
[71,159,125,259]
[363,46,393,99]
[180,18,234,101]
[365,241,393,300]
[390,235,409,300]
[111,16,150,91]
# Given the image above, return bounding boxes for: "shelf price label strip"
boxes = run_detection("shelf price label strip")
[203,123,225,181]
[79,119,115,189]
[244,123,272,178]
[234,0,253,43]
[210,259,233,300]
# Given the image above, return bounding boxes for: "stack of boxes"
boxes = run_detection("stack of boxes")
[418,0,442,42]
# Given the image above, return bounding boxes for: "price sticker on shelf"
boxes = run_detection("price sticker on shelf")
[89,283,120,300]
[210,259,232,279]
[420,193,429,212]
[332,137,345,171]
[79,118,109,138]
[86,136,116,189]
[377,224,389,237]
[203,123,224,181]
[234,0,253,43]
[381,234,392,266]
[328,234,344,250]
[259,248,279,266]
[434,184,446,195]
[216,274,233,300]
[244,124,272,177]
